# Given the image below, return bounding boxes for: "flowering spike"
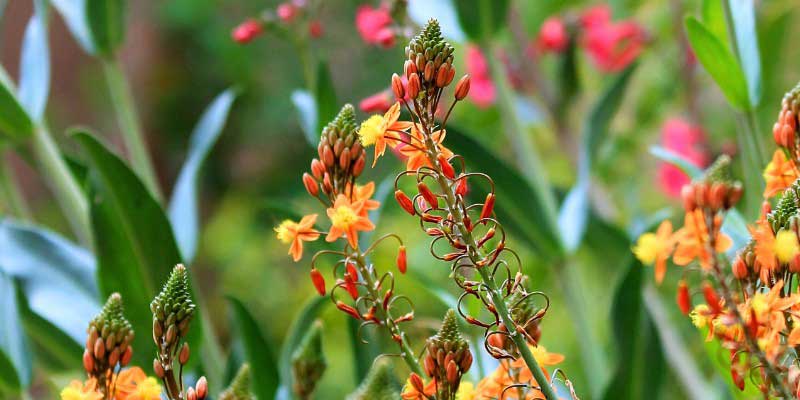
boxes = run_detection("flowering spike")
[348,359,401,400]
[151,264,196,345]
[292,321,326,399]
[219,364,255,400]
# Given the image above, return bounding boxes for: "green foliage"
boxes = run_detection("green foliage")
[86,0,126,57]
[346,359,401,400]
[228,296,279,400]
[291,320,326,399]
[219,364,255,400]
[454,0,509,41]
[0,67,34,142]
[0,272,30,392]
[292,62,339,147]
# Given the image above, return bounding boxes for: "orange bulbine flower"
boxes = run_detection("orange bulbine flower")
[632,220,675,284]
[673,210,731,269]
[115,367,162,400]
[472,345,563,400]
[275,214,320,261]
[352,182,381,215]
[400,125,454,171]
[763,149,798,198]
[401,375,437,400]
[358,102,413,166]
[750,218,778,281]
[60,379,103,400]
[748,281,799,332]
[327,195,375,248]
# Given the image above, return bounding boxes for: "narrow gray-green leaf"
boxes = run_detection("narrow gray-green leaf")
[227,296,280,400]
[314,62,337,135]
[726,0,762,107]
[168,89,237,263]
[684,16,749,110]
[0,66,34,142]
[50,0,95,54]
[290,90,318,146]
[649,146,703,178]
[74,131,198,368]
[0,272,30,392]
[86,0,125,57]
[454,0,509,41]
[18,0,50,122]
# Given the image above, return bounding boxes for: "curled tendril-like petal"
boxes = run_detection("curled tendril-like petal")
[376,271,396,295]
[448,154,467,176]
[551,369,581,400]
[310,250,348,271]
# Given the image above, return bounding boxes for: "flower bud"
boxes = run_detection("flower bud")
[153,359,165,378]
[455,178,468,197]
[480,193,496,221]
[196,376,208,399]
[395,190,416,215]
[302,173,318,197]
[121,346,133,366]
[310,268,326,296]
[83,349,94,373]
[407,73,420,99]
[180,342,191,365]
[703,282,721,314]
[417,182,438,207]
[404,60,417,77]
[676,280,691,315]
[409,373,425,392]
[397,245,407,274]
[187,387,197,400]
[454,75,471,100]
[392,73,405,100]
[732,255,748,279]
[681,185,696,211]
[232,19,264,44]
[437,154,455,179]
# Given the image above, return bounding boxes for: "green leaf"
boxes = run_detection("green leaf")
[168,89,237,263]
[17,289,83,372]
[0,66,34,142]
[314,62,338,137]
[227,296,280,400]
[0,219,99,344]
[276,295,328,400]
[0,272,30,392]
[649,146,703,178]
[86,0,125,57]
[446,127,562,261]
[18,0,50,122]
[454,0,509,41]
[701,0,728,45]
[50,0,95,54]
[726,0,762,107]
[74,131,198,367]
[559,64,636,252]
[290,90,317,146]
[684,16,749,110]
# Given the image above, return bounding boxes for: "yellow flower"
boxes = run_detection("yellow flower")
[773,229,799,264]
[690,304,711,328]
[632,220,675,284]
[274,214,320,261]
[60,380,102,400]
[455,382,475,400]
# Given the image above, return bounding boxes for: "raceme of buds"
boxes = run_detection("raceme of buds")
[84,293,134,394]
[423,310,472,399]
[774,82,800,150]
[404,19,455,93]
[307,104,366,202]
[291,321,327,400]
[680,155,742,213]
[219,364,255,400]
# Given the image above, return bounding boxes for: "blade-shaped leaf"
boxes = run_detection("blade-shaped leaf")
[314,62,337,137]
[290,90,317,146]
[0,219,99,344]
[276,295,328,400]
[684,16,749,110]
[86,0,125,57]
[726,0,762,107]
[649,145,704,178]
[168,89,237,263]
[17,289,83,372]
[74,131,198,367]
[0,66,34,142]
[227,296,279,400]
[50,0,95,54]
[18,0,50,122]
[454,0,509,41]
[0,272,30,392]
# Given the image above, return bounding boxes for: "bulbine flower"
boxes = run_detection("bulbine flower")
[763,149,798,198]
[358,101,412,166]
[61,380,103,400]
[326,195,375,248]
[632,220,674,284]
[275,214,320,261]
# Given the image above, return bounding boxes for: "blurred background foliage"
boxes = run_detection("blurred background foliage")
[1,0,799,398]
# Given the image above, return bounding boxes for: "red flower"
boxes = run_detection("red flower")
[231,19,264,44]
[355,5,395,48]
[276,2,299,23]
[465,46,495,107]
[537,17,569,53]
[657,118,709,197]
[580,4,612,29]
[359,91,393,113]
[580,5,646,72]
[309,20,324,38]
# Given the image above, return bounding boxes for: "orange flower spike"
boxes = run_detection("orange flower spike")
[357,102,413,167]
[632,220,675,284]
[763,149,799,198]
[275,214,320,261]
[326,195,375,248]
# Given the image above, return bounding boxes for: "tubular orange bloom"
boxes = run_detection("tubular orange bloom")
[763,149,798,198]
[275,214,321,261]
[672,210,731,269]
[352,181,381,215]
[358,102,413,167]
[401,376,437,400]
[326,195,375,248]
[115,367,162,400]
[632,220,675,284]
[60,380,103,400]
[400,125,454,171]
[750,218,778,281]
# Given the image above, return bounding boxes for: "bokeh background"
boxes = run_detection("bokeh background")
[2,0,799,398]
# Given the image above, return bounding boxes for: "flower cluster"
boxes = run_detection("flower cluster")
[633,82,800,397]
[231,0,323,44]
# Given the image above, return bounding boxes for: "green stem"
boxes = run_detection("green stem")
[30,125,90,244]
[101,59,161,200]
[0,152,31,220]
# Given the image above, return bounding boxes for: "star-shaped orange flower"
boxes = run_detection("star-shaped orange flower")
[358,102,413,167]
[275,214,320,261]
[763,149,798,198]
[673,210,731,269]
[400,125,453,171]
[326,195,375,248]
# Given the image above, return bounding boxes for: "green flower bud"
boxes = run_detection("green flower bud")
[219,364,255,400]
[347,359,401,400]
[291,321,327,399]
[85,293,134,394]
[151,264,195,346]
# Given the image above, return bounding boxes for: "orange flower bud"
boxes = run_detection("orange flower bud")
[436,65,450,87]
[196,376,208,399]
[187,388,197,400]
[392,73,405,99]
[424,355,436,377]
[397,245,407,274]
[407,73,420,99]
[676,280,691,315]
[455,177,468,197]
[179,342,190,365]
[418,182,438,207]
[82,349,94,373]
[731,366,745,391]
[410,373,425,392]
[336,300,361,320]
[424,61,435,81]
[446,359,459,385]
[302,173,318,197]
[703,282,721,314]
[732,256,748,279]
[153,359,165,378]
[344,278,359,300]
[107,348,120,366]
[310,268,326,296]
[93,337,105,359]
[395,190,416,215]
[353,154,366,177]
[322,146,335,167]
[446,67,456,86]
[404,60,417,77]
[681,185,696,211]
[339,148,351,169]
[121,346,133,366]
[726,183,743,209]
[454,75,471,100]
[438,154,455,179]
[709,182,726,211]
[311,159,325,179]
[480,193,496,221]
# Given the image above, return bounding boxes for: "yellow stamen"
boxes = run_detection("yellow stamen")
[773,229,799,264]
[357,115,384,146]
[330,206,359,229]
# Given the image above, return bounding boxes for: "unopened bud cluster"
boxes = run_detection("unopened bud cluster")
[774,82,800,150]
[304,105,366,202]
[404,19,456,98]
[83,293,134,394]
[219,364,254,400]
[680,155,743,213]
[423,310,472,399]
[291,322,327,400]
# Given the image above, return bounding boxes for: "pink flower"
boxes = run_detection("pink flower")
[359,91,393,113]
[232,19,264,44]
[581,6,646,73]
[355,5,395,48]
[657,118,709,197]
[277,3,299,23]
[309,20,324,38]
[536,17,569,53]
[465,46,495,107]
